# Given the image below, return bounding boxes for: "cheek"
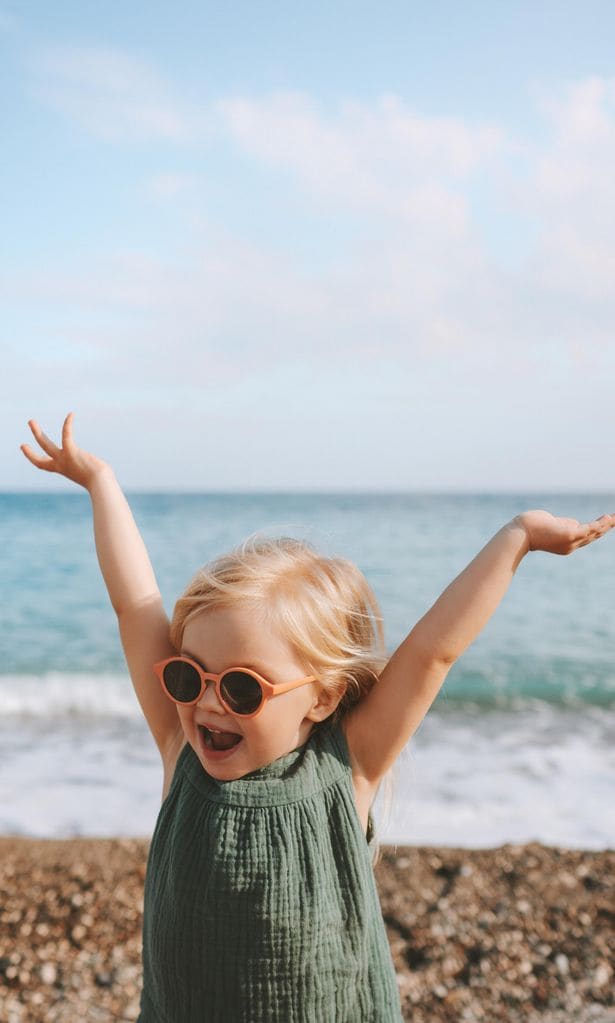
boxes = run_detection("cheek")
[258,693,309,735]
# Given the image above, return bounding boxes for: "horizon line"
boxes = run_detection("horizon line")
[3,488,615,497]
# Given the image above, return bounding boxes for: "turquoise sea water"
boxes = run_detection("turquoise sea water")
[1,492,614,845]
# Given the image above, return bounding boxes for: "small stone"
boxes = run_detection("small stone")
[40,962,57,985]
[95,970,113,987]
[593,961,612,987]
[555,953,570,975]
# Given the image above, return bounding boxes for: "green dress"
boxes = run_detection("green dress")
[139,718,403,1022]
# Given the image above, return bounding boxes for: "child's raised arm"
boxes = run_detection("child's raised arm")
[21,414,182,761]
[343,509,615,786]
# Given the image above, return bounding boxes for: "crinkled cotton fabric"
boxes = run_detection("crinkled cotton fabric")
[139,719,403,1023]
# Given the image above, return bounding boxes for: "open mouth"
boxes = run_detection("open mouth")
[198,725,243,753]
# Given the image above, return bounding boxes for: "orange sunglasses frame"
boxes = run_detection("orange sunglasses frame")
[153,655,318,719]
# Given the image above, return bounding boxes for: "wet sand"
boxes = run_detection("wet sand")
[0,837,613,1022]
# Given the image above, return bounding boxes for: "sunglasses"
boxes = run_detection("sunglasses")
[153,655,318,719]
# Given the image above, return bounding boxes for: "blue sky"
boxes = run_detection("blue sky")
[4,1,615,490]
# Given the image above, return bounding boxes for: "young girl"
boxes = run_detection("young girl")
[21,413,614,1023]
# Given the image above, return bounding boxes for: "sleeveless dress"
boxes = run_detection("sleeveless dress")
[138,719,403,1022]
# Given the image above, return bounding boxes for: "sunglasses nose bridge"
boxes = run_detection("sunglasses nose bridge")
[194,674,224,709]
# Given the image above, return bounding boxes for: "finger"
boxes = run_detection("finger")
[577,523,603,541]
[61,411,75,449]
[592,513,615,532]
[578,515,615,544]
[27,419,61,457]
[20,443,56,472]
[584,515,614,538]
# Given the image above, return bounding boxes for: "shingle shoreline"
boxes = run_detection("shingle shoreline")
[0,837,613,1021]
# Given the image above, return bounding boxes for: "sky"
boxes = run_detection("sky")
[3,1,615,491]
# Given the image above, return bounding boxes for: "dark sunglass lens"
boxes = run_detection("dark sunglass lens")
[220,671,263,715]
[163,661,202,703]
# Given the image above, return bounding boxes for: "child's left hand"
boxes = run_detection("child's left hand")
[514,509,615,555]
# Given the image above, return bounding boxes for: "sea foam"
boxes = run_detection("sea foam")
[0,672,141,718]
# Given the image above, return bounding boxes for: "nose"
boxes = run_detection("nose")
[196,679,225,713]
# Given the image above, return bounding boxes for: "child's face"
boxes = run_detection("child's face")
[176,605,338,780]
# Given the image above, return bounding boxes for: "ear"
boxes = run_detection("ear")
[305,684,343,723]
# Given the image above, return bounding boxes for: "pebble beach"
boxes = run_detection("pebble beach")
[1,837,613,1022]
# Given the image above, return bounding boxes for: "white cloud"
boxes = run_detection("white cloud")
[215,91,504,227]
[530,229,615,301]
[505,76,615,314]
[28,44,202,142]
[10,66,615,390]
[527,77,615,220]
[537,77,615,148]
[144,172,198,199]
[7,36,615,488]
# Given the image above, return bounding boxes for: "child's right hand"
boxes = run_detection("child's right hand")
[20,413,110,490]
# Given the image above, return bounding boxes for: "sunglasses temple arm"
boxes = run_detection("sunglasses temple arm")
[272,676,318,695]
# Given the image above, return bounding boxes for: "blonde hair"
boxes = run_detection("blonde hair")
[170,533,395,862]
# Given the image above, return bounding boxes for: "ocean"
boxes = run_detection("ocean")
[1,491,614,848]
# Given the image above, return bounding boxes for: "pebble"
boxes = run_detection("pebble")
[39,962,56,985]
[594,962,612,987]
[0,837,613,1023]
[375,841,615,1022]
[555,953,570,975]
